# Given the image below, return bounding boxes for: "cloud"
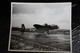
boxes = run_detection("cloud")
[12,3,71,29]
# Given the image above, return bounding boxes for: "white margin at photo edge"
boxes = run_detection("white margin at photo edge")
[8,2,72,53]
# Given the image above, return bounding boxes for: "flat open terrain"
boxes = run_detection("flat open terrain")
[10,31,70,52]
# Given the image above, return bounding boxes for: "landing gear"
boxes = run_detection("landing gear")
[44,30,49,35]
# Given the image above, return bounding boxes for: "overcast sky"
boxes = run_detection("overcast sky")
[11,3,71,29]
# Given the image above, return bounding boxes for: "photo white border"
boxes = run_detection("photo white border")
[8,2,72,53]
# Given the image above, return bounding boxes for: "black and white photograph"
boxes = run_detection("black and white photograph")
[8,2,72,52]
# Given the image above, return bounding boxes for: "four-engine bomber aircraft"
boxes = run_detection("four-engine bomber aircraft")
[12,23,59,35]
